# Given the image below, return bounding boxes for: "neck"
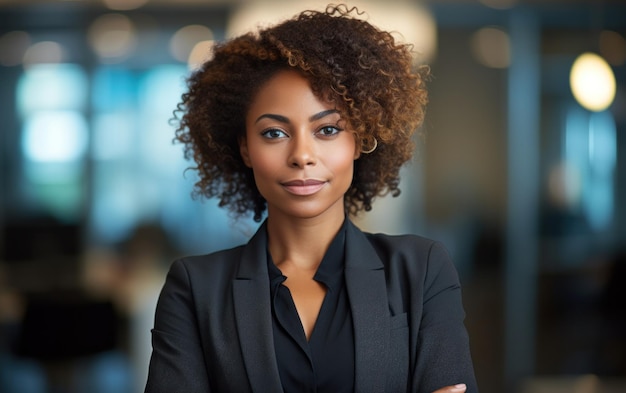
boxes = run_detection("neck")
[266,211,345,272]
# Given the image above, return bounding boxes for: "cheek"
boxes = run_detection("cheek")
[329,140,358,176]
[327,153,356,181]
[248,149,277,178]
[247,150,261,167]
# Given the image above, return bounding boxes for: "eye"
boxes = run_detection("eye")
[317,126,341,137]
[261,128,288,139]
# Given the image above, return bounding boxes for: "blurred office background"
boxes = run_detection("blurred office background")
[0,0,624,392]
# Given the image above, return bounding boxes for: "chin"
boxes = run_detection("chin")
[269,200,344,221]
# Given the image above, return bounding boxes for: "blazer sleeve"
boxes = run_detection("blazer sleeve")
[145,259,211,393]
[412,242,478,393]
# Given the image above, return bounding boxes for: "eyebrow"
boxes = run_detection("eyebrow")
[254,109,339,124]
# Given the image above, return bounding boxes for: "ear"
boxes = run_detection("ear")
[238,136,252,168]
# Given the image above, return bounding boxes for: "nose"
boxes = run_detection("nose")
[288,134,317,168]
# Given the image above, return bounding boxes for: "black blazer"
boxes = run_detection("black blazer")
[145,220,478,393]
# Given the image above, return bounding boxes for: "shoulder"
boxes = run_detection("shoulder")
[165,244,247,291]
[346,220,451,268]
[358,229,459,291]
[365,231,442,254]
[165,221,268,288]
[178,244,247,275]
[177,244,246,271]
[363,231,451,267]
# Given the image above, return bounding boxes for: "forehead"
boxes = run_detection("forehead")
[246,70,336,117]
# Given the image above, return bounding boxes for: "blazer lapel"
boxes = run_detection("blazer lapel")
[345,220,390,393]
[233,222,284,393]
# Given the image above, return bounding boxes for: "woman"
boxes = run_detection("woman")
[145,5,478,393]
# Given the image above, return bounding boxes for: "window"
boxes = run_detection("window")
[17,63,88,221]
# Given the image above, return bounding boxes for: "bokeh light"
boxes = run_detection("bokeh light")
[22,41,65,66]
[187,40,214,71]
[470,26,510,69]
[17,64,88,115]
[169,24,213,63]
[88,13,137,62]
[570,52,616,112]
[22,111,88,163]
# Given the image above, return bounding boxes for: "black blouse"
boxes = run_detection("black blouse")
[267,222,355,393]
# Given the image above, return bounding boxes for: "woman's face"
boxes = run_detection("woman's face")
[240,70,360,221]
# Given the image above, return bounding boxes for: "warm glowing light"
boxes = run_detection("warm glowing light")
[227,0,437,63]
[88,13,136,61]
[23,41,65,66]
[570,52,616,112]
[470,27,510,69]
[169,24,213,63]
[187,40,214,71]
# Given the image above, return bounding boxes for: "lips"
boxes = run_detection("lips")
[281,179,327,196]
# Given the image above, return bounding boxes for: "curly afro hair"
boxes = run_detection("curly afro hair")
[174,4,429,222]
